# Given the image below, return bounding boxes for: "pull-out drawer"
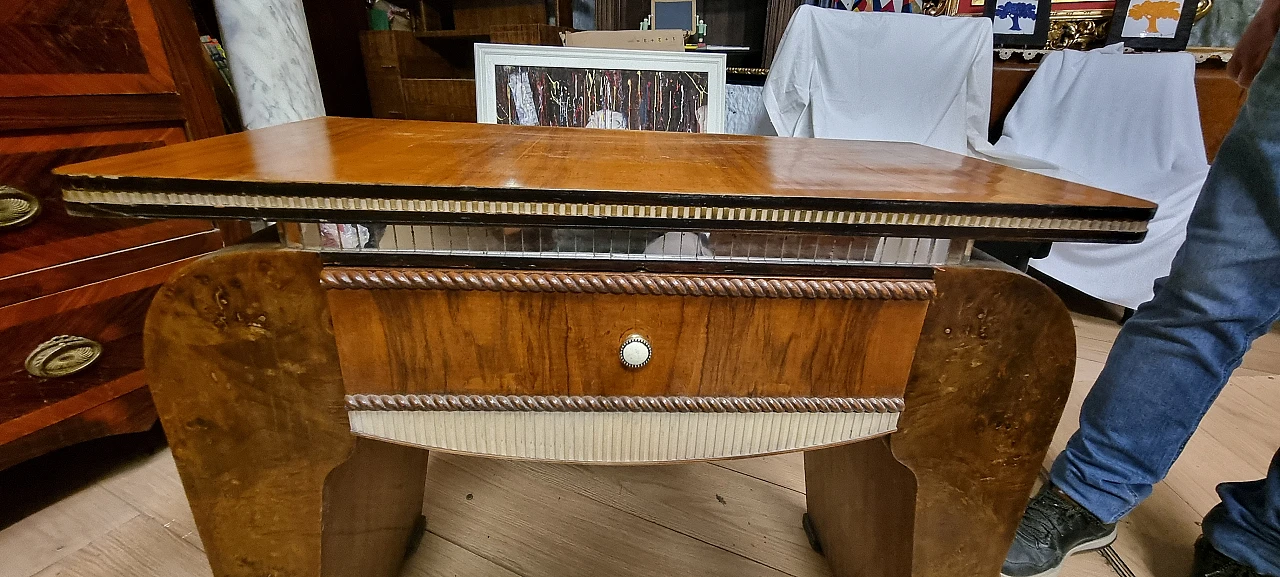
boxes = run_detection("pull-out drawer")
[326,267,932,462]
[326,268,932,400]
[0,258,194,469]
[0,127,216,307]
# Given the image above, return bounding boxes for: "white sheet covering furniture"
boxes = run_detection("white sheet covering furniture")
[761,5,994,156]
[993,45,1209,309]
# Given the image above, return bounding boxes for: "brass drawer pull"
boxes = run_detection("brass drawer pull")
[0,186,41,229]
[25,335,103,378]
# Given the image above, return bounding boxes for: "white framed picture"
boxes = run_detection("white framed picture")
[1120,0,1186,38]
[474,43,727,134]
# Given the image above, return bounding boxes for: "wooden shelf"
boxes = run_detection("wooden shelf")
[416,28,493,42]
[415,23,566,47]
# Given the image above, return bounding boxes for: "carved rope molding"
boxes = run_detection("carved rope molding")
[321,268,937,300]
[345,394,906,414]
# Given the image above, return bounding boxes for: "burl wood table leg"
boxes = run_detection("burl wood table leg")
[144,247,429,577]
[804,263,1076,577]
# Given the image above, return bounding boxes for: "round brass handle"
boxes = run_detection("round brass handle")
[0,186,41,229]
[25,335,103,378]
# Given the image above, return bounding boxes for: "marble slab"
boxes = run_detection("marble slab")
[1189,0,1262,48]
[214,0,327,129]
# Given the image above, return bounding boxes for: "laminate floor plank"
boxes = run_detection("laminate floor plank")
[1059,550,1135,577]
[29,515,211,577]
[0,485,139,577]
[97,449,202,550]
[403,531,523,577]
[1108,484,1201,577]
[1070,314,1123,343]
[421,453,796,577]
[1233,375,1280,413]
[711,453,806,494]
[510,459,831,577]
[1246,330,1280,354]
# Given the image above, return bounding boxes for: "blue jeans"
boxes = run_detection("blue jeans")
[1048,40,1280,575]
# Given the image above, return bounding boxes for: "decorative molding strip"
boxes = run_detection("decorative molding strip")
[1046,11,1110,50]
[322,269,937,300]
[64,189,1149,234]
[347,410,900,463]
[345,394,906,413]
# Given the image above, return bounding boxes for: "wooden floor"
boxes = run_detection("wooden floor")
[2,313,1276,577]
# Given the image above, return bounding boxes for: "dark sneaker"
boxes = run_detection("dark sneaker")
[1001,485,1118,577]
[1192,536,1272,577]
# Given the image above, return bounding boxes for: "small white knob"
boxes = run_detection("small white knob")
[619,335,651,369]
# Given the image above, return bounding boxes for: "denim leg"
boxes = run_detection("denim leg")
[1204,451,1280,575]
[1047,35,1280,569]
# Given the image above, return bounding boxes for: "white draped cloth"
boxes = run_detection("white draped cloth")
[993,45,1209,309]
[761,5,994,156]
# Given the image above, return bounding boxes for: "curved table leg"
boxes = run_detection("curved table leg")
[804,263,1076,577]
[145,247,428,577]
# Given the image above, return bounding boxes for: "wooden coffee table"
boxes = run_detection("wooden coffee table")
[56,117,1154,577]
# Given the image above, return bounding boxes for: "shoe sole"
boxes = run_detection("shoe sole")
[999,527,1119,577]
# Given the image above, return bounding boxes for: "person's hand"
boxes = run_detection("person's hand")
[1229,0,1280,88]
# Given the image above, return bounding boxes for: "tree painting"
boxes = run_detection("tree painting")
[1128,0,1181,34]
[995,1,1038,31]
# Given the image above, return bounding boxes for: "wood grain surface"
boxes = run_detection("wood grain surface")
[0,259,195,432]
[0,257,198,470]
[0,126,213,278]
[400,79,479,122]
[0,229,223,307]
[0,381,155,472]
[0,94,188,131]
[0,0,227,471]
[0,0,176,98]
[327,279,928,399]
[56,117,1154,220]
[145,247,426,577]
[149,0,225,141]
[360,30,454,121]
[804,260,1076,577]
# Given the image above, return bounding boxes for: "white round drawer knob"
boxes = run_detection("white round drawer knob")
[619,335,652,369]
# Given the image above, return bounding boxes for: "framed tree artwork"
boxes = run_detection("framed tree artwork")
[952,0,1120,50]
[985,0,1053,46]
[1106,0,1198,50]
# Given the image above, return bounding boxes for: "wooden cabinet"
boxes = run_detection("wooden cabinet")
[0,0,230,470]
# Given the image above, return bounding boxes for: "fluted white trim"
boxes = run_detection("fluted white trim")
[63,189,1148,233]
[347,410,898,463]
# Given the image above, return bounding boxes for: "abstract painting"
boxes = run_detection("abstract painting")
[494,66,710,132]
[475,44,727,133]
